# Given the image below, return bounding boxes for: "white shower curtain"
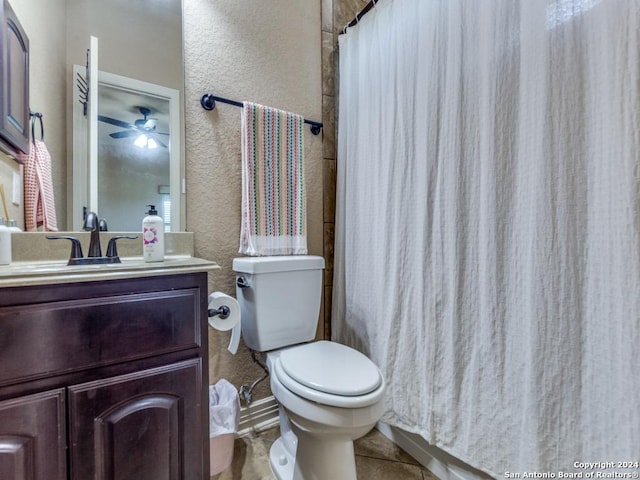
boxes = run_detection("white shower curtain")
[333,0,640,476]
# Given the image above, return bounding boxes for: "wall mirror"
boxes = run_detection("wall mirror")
[70,0,184,231]
[11,0,184,231]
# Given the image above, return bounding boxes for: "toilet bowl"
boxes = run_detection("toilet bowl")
[232,256,386,480]
[266,342,385,480]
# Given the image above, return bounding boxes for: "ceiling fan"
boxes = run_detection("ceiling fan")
[98,106,169,149]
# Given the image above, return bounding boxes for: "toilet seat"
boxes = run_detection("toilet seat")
[273,341,385,408]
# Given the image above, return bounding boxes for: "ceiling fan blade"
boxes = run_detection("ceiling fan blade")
[99,115,134,129]
[109,130,139,138]
[156,132,170,136]
[153,137,168,148]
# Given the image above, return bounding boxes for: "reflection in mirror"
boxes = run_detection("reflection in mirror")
[9,0,184,231]
[98,82,174,232]
[73,70,180,232]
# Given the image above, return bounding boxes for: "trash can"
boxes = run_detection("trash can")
[209,379,240,475]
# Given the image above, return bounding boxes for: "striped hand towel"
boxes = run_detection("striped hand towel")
[240,101,307,256]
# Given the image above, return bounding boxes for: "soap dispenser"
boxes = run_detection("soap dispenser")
[142,205,164,262]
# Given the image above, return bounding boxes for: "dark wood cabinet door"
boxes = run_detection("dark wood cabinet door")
[68,359,205,480]
[0,0,29,157]
[0,389,67,480]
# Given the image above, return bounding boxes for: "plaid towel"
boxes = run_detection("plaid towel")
[20,140,58,232]
[239,102,307,256]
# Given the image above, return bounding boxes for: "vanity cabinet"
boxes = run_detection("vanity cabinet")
[0,272,210,480]
[0,0,29,157]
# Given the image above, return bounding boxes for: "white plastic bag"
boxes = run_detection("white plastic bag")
[209,379,240,475]
[209,379,240,436]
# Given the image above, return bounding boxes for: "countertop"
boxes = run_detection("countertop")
[0,255,219,288]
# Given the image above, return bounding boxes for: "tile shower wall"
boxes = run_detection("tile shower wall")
[322,0,370,339]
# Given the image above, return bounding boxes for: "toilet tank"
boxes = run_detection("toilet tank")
[233,256,324,352]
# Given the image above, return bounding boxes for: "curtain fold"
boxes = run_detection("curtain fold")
[334,0,640,476]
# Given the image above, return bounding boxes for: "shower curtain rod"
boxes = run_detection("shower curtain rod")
[200,93,323,135]
[341,0,379,34]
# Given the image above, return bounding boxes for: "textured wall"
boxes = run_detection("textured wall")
[183,0,323,397]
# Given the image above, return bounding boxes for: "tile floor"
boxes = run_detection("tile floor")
[211,426,438,479]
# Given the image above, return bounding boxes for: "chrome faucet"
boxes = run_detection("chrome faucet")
[83,211,103,257]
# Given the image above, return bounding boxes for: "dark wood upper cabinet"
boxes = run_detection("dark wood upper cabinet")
[0,0,29,158]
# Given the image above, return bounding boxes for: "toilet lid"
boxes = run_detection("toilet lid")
[279,341,382,396]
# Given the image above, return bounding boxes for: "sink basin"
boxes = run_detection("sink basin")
[3,261,70,274]
[1,256,199,276]
[3,259,138,275]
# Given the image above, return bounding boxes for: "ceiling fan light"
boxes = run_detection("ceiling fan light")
[147,138,159,149]
[134,134,148,148]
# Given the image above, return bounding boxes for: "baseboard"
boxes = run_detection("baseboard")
[376,422,492,480]
[237,395,280,437]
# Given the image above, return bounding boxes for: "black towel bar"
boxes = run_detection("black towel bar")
[200,93,323,135]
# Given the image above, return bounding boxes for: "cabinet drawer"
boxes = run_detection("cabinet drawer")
[0,288,200,386]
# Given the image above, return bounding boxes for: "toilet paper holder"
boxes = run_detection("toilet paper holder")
[208,305,231,320]
[206,278,246,320]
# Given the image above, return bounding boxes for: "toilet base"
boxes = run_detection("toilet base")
[269,426,359,480]
[266,350,383,480]
[269,437,295,480]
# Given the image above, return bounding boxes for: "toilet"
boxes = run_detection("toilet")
[233,255,385,480]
